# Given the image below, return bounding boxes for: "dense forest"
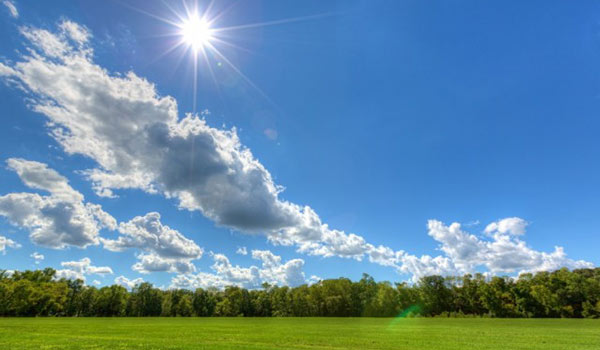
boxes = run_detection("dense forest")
[1,268,599,318]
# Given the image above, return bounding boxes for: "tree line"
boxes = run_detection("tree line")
[1,267,599,318]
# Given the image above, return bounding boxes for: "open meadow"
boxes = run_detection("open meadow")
[0,318,598,350]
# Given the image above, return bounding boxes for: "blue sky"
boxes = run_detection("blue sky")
[0,0,598,289]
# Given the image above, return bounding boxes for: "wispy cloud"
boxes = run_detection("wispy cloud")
[30,251,44,264]
[0,235,20,254]
[2,0,18,18]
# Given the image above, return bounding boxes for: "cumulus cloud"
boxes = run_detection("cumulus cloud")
[363,219,592,282]
[252,250,307,286]
[2,0,17,18]
[0,19,592,283]
[104,212,202,258]
[484,217,528,236]
[397,254,458,282]
[7,158,83,202]
[236,246,248,255]
[132,252,197,274]
[114,275,144,290]
[0,20,374,263]
[171,250,310,289]
[427,219,592,275]
[426,220,486,272]
[55,268,84,281]
[0,159,116,249]
[0,235,20,254]
[30,251,44,264]
[56,257,113,282]
[102,212,202,274]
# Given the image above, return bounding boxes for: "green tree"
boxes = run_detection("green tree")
[1,267,599,318]
[130,282,163,316]
[418,276,452,316]
[95,285,128,316]
[161,292,173,317]
[193,288,217,316]
[480,277,517,317]
[176,294,194,316]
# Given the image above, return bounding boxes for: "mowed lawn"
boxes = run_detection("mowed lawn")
[0,318,598,350]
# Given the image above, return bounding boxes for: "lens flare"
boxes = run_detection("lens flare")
[387,305,422,330]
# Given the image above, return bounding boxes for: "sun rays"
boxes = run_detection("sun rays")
[179,14,214,51]
[118,0,332,113]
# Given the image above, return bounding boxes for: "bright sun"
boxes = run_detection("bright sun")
[180,15,213,51]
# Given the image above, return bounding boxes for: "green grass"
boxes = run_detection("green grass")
[0,318,598,350]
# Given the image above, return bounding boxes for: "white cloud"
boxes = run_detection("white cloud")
[252,250,307,286]
[171,250,309,289]
[362,218,592,282]
[86,265,113,275]
[236,246,248,255]
[114,275,144,290]
[397,253,458,282]
[0,235,20,254]
[102,212,202,274]
[427,219,592,276]
[307,275,321,285]
[56,257,113,282]
[59,20,90,45]
[104,212,202,258]
[55,268,84,281]
[0,62,15,76]
[30,251,44,264]
[92,279,101,286]
[2,1,17,18]
[484,217,528,236]
[0,20,593,283]
[426,220,486,272]
[132,252,196,274]
[0,20,375,264]
[6,158,83,202]
[60,257,113,275]
[0,159,117,249]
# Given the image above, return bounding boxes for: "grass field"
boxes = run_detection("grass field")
[0,318,598,350]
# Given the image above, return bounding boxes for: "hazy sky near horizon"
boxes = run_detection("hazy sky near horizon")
[0,0,598,289]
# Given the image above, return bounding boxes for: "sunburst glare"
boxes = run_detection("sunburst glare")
[120,0,332,113]
[179,14,214,51]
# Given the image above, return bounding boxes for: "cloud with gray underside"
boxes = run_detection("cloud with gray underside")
[0,19,592,281]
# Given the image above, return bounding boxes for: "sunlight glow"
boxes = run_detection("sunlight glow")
[121,1,330,113]
[180,15,213,51]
